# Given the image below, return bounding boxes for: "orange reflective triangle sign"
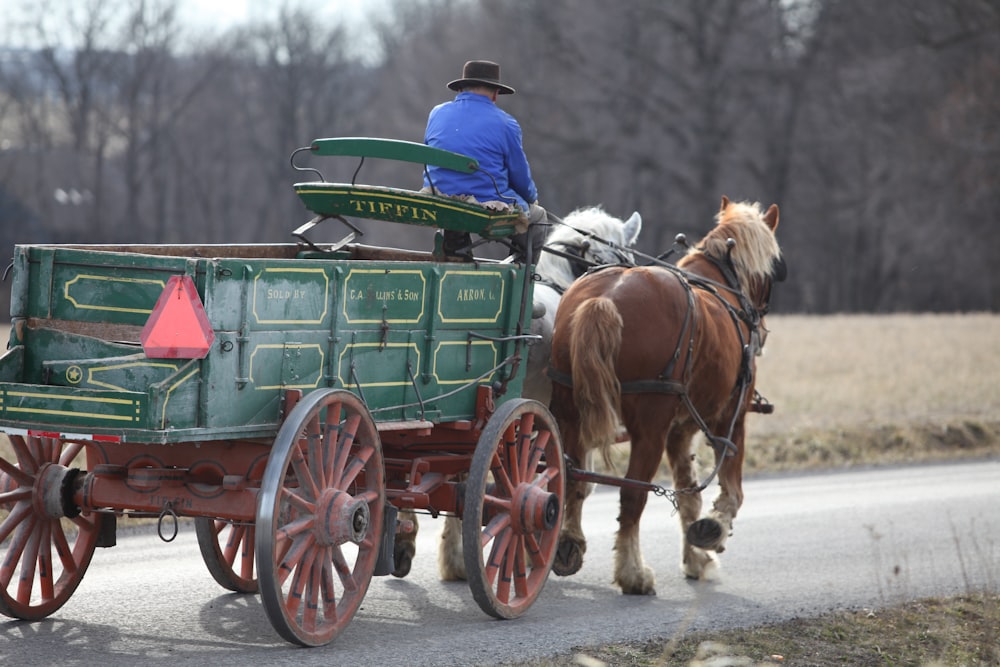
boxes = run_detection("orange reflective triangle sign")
[141,275,215,359]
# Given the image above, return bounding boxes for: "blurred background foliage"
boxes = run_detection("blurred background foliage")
[1,0,997,313]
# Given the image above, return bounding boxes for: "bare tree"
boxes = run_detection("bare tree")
[2,0,997,312]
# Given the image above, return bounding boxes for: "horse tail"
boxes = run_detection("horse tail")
[569,297,623,463]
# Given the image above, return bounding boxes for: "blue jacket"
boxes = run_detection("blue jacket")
[423,92,538,212]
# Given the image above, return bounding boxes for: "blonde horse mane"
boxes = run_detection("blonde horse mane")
[683,198,781,293]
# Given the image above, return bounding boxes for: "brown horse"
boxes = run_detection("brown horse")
[548,196,784,594]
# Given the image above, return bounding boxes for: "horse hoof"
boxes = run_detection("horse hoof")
[552,539,584,576]
[392,543,415,578]
[687,518,724,550]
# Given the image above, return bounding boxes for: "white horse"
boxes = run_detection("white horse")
[522,206,643,406]
[395,206,643,580]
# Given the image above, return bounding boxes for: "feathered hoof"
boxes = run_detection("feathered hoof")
[392,541,415,578]
[438,562,467,582]
[683,552,720,581]
[616,565,656,595]
[552,537,585,576]
[686,517,724,550]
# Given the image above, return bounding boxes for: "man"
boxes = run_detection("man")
[423,60,548,262]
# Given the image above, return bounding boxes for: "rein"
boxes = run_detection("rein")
[541,216,640,272]
[540,242,591,282]
[535,217,639,293]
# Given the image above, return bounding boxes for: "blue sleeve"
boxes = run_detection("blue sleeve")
[504,117,538,205]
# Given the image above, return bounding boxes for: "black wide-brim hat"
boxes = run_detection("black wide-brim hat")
[448,60,515,95]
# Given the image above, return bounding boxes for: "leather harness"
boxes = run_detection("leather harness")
[548,251,776,491]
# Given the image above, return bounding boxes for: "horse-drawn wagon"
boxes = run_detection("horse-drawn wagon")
[0,136,785,649]
[0,138,567,646]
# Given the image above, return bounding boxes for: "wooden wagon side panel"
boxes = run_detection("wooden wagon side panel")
[2,244,531,437]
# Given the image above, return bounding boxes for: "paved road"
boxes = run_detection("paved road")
[2,460,998,666]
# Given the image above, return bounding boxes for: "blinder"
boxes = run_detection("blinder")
[772,254,787,282]
[757,253,786,318]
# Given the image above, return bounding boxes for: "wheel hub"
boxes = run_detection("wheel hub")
[511,483,560,534]
[33,463,79,519]
[315,489,370,546]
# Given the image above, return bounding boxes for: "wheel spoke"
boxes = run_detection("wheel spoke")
[58,442,85,467]
[71,513,99,537]
[38,438,53,465]
[221,524,243,568]
[320,554,338,621]
[535,464,561,488]
[522,531,545,568]
[329,413,361,489]
[1,512,34,585]
[492,532,515,603]
[37,521,55,603]
[322,401,347,484]
[0,487,31,506]
[276,515,313,544]
[240,529,255,581]
[226,524,255,582]
[514,414,536,483]
[303,549,323,632]
[8,437,38,474]
[523,431,549,481]
[339,443,374,490]
[17,518,42,604]
[0,457,33,487]
[285,550,309,619]
[501,422,521,487]
[490,456,515,498]
[51,518,78,575]
[305,417,325,489]
[331,545,359,594]
[278,533,316,588]
[512,537,529,599]
[290,439,320,503]
[0,502,31,545]
[483,526,513,587]
[480,508,512,547]
[282,487,315,515]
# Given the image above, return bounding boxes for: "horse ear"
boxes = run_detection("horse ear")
[720,195,731,212]
[623,212,642,245]
[764,204,779,231]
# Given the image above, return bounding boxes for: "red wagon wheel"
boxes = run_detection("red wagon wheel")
[195,518,258,593]
[0,434,102,620]
[255,389,385,647]
[462,399,564,619]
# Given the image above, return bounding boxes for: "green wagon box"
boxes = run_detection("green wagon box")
[0,242,532,442]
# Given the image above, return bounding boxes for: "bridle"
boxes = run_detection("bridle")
[538,236,635,293]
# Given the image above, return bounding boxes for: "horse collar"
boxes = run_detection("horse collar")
[701,253,768,325]
[702,253,740,294]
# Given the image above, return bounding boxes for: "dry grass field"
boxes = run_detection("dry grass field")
[745,313,1000,473]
